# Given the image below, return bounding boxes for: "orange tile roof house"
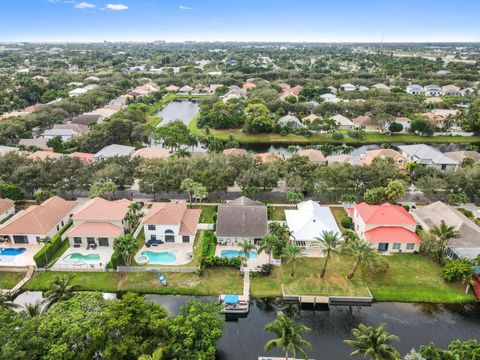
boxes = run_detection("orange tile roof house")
[142,201,201,244]
[349,202,420,253]
[28,150,64,161]
[66,197,131,248]
[223,148,247,156]
[133,147,170,160]
[0,196,77,244]
[362,149,407,170]
[0,198,15,222]
[297,149,326,164]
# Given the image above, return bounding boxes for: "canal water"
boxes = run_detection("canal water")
[13,292,480,359]
[153,100,472,156]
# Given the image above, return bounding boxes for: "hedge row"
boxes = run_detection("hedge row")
[34,221,72,268]
[200,256,241,269]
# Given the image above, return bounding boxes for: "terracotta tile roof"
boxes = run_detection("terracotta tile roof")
[142,201,200,235]
[133,148,170,159]
[28,151,64,161]
[68,152,94,162]
[0,196,77,235]
[223,148,247,156]
[72,198,131,221]
[19,138,51,150]
[0,198,14,214]
[254,152,284,163]
[365,226,420,243]
[362,149,406,167]
[66,222,123,238]
[353,115,372,126]
[355,202,417,225]
[297,149,326,162]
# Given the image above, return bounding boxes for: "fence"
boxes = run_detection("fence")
[40,263,109,272]
[117,266,199,273]
[197,223,214,230]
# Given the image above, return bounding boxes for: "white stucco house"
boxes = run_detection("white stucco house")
[398,144,459,171]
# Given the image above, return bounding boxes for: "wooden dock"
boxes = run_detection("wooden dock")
[219,269,250,314]
[282,284,373,307]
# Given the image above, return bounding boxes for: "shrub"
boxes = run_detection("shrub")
[201,231,217,258]
[341,216,353,229]
[364,256,389,275]
[0,184,24,200]
[200,256,241,269]
[457,208,474,219]
[332,132,344,140]
[443,259,473,282]
[403,204,410,212]
[34,222,72,268]
[107,251,126,269]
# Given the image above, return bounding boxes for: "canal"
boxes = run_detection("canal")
[13,292,480,359]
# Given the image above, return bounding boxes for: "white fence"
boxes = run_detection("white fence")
[117,266,199,273]
[197,223,214,230]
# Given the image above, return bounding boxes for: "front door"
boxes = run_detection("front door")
[378,243,389,252]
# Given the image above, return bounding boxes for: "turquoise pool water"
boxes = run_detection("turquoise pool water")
[141,250,178,264]
[220,250,257,259]
[63,253,101,263]
[0,248,26,256]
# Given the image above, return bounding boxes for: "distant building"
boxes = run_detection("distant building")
[398,144,459,171]
[406,84,424,95]
[94,144,135,160]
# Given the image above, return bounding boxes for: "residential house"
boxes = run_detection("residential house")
[349,202,420,253]
[0,196,77,244]
[331,114,355,130]
[372,83,390,91]
[19,138,52,151]
[278,115,304,129]
[0,198,15,222]
[41,123,88,141]
[66,198,131,248]
[394,117,411,132]
[425,97,443,104]
[297,149,326,164]
[302,114,319,124]
[68,152,94,162]
[178,85,193,94]
[424,85,442,96]
[142,200,201,244]
[223,148,247,156]
[243,82,256,91]
[70,114,101,126]
[283,85,303,96]
[68,84,97,97]
[94,144,136,160]
[28,151,64,161]
[442,85,461,96]
[362,149,407,169]
[413,201,480,259]
[327,86,337,94]
[285,200,341,247]
[52,123,89,136]
[326,154,362,166]
[444,151,480,164]
[130,82,159,98]
[254,152,285,163]
[0,145,19,156]
[133,147,170,160]
[165,85,179,92]
[340,83,357,92]
[320,93,341,103]
[216,196,267,245]
[398,144,459,171]
[352,115,373,130]
[406,84,424,95]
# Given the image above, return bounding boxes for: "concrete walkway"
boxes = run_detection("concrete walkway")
[0,266,35,295]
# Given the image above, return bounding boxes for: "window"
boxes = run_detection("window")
[150,235,157,241]
[406,243,415,250]
[148,225,156,231]
[392,243,401,250]
[98,238,109,246]
[182,236,190,243]
[73,237,82,244]
[61,220,64,226]
[87,237,95,245]
[13,235,28,244]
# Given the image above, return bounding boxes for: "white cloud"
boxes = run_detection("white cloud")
[106,3,129,10]
[179,5,194,10]
[75,2,96,9]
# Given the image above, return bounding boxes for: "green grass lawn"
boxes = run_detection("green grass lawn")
[252,254,476,303]
[330,207,348,232]
[190,205,217,223]
[267,206,295,221]
[24,268,242,296]
[0,272,25,289]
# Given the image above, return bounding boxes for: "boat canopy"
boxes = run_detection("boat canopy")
[224,294,239,304]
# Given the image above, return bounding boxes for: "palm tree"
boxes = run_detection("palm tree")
[241,240,255,259]
[315,230,342,278]
[264,311,312,360]
[0,292,19,310]
[175,146,191,158]
[138,348,164,360]
[344,323,400,360]
[181,178,195,206]
[129,201,142,216]
[44,274,81,307]
[430,220,460,253]
[38,236,52,267]
[193,184,208,205]
[258,234,278,264]
[283,243,303,277]
[23,300,43,317]
[342,238,377,280]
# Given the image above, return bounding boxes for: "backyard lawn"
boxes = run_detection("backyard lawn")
[267,206,295,221]
[330,207,349,232]
[190,205,217,224]
[24,267,243,296]
[0,271,25,289]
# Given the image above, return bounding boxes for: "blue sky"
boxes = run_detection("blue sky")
[1,0,479,42]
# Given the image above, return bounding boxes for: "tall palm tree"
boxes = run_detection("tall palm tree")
[138,348,164,360]
[344,323,400,360]
[241,240,255,259]
[430,220,460,253]
[23,300,43,317]
[0,292,19,311]
[342,239,377,279]
[38,236,52,267]
[181,178,195,206]
[283,243,303,277]
[44,274,81,308]
[258,234,278,264]
[315,230,342,278]
[264,311,312,360]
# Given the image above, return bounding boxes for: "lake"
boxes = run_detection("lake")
[155,99,200,126]
[13,292,480,359]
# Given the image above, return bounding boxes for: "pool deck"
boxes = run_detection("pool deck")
[215,245,269,269]
[135,243,194,266]
[52,247,114,271]
[0,244,41,267]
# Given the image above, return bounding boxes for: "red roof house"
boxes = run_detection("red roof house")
[351,202,420,253]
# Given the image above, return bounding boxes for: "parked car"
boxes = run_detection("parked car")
[146,239,163,247]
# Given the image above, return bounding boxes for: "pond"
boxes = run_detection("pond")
[12,292,480,359]
[155,99,199,126]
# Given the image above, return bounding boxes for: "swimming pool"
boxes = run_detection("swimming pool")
[220,250,257,259]
[141,250,178,264]
[63,253,101,264]
[0,248,26,256]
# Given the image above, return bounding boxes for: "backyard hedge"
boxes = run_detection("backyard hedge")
[34,221,72,268]
[200,256,241,269]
